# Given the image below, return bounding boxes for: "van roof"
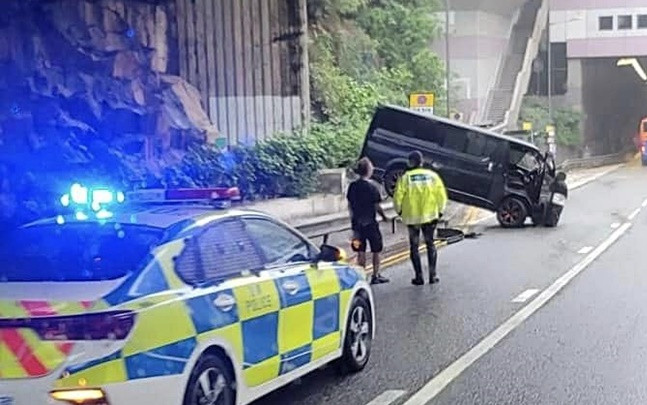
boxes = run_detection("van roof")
[379,104,540,151]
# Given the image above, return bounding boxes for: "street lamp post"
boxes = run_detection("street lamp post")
[547,1,553,125]
[445,0,451,117]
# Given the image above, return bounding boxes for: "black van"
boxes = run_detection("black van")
[360,105,567,228]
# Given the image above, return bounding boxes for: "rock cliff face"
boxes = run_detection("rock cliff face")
[0,0,216,228]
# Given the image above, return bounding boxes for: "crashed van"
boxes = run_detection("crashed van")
[360,105,567,228]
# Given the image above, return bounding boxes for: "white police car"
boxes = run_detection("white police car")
[0,185,375,405]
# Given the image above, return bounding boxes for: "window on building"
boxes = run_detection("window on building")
[638,15,647,29]
[599,16,613,31]
[618,15,633,30]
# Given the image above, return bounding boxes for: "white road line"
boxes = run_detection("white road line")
[611,222,621,229]
[567,164,622,190]
[365,390,407,405]
[628,208,641,221]
[403,222,632,405]
[511,289,540,303]
[577,246,594,254]
[642,198,647,208]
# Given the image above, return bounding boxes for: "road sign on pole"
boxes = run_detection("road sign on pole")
[409,93,435,116]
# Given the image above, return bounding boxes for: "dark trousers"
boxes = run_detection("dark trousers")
[407,222,437,281]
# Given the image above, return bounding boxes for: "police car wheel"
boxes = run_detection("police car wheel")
[339,295,373,373]
[183,354,235,405]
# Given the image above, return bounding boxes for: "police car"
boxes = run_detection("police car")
[0,184,375,405]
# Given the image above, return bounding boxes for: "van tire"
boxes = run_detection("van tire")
[384,165,406,197]
[497,197,528,228]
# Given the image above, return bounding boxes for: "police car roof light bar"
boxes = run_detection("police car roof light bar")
[127,187,241,208]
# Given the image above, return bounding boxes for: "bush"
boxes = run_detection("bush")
[176,122,365,200]
[519,99,583,146]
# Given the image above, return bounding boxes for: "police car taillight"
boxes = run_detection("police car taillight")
[0,310,136,341]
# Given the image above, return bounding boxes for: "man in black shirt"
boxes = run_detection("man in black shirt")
[347,157,389,285]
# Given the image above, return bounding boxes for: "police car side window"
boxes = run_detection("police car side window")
[175,219,264,284]
[243,218,314,267]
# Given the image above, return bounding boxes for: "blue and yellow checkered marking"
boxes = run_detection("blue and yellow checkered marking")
[185,290,239,333]
[58,261,363,389]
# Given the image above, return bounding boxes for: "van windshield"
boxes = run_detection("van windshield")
[510,148,542,172]
[0,223,163,282]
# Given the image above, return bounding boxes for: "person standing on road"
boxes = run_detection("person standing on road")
[347,157,389,285]
[394,151,448,286]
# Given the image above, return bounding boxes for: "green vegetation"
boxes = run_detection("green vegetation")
[519,98,583,146]
[176,0,447,199]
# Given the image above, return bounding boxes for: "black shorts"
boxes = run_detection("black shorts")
[351,222,383,253]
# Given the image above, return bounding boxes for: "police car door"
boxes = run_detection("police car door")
[242,217,343,374]
[175,218,285,389]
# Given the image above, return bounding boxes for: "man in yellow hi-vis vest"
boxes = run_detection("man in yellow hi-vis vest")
[394,151,448,286]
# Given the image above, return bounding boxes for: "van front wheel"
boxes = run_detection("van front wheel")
[384,166,406,197]
[497,197,528,228]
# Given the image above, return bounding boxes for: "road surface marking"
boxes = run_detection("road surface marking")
[611,222,620,229]
[577,246,594,254]
[628,208,641,221]
[402,222,632,405]
[567,164,623,190]
[642,198,647,208]
[365,390,407,405]
[511,289,539,303]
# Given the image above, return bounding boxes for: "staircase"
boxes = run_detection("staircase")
[483,0,546,130]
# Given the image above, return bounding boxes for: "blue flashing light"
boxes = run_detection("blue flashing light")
[75,211,89,221]
[56,215,65,225]
[60,194,70,207]
[70,183,89,204]
[91,201,102,212]
[92,189,114,204]
[116,192,126,204]
[96,209,114,220]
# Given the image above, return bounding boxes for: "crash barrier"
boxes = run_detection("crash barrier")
[299,215,465,248]
[559,151,632,172]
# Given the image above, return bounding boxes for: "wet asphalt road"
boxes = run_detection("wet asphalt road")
[253,163,647,405]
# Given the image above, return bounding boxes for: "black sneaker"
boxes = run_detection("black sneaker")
[430,277,440,284]
[411,278,424,286]
[371,275,390,285]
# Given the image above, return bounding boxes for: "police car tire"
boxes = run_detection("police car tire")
[183,353,235,405]
[338,295,373,374]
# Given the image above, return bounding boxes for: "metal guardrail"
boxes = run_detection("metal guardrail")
[558,151,631,172]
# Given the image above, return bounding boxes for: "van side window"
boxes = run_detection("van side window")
[442,126,468,152]
[466,132,487,156]
[374,108,445,145]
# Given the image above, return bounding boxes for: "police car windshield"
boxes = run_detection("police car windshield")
[0,223,163,282]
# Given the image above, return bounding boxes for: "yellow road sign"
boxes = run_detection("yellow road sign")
[409,93,435,108]
[522,122,533,131]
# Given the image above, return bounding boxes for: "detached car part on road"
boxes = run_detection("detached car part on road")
[0,186,375,405]
[360,105,568,228]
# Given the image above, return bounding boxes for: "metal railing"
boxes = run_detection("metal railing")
[559,152,632,172]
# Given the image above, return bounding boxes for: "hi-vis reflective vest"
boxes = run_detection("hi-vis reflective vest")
[394,167,448,225]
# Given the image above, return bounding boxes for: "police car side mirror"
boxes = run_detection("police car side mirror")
[317,244,344,263]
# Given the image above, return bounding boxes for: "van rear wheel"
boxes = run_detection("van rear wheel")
[384,166,406,197]
[497,197,528,228]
